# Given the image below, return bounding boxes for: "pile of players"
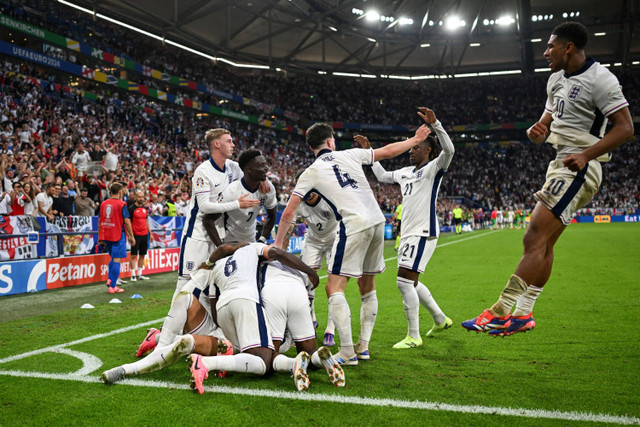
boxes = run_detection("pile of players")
[100,22,633,394]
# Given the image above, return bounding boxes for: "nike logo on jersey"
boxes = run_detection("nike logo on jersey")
[214,183,220,187]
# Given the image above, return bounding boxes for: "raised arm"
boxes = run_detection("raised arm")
[418,107,455,171]
[373,124,431,162]
[354,134,395,183]
[200,242,248,269]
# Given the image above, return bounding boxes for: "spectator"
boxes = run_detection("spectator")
[72,143,91,178]
[9,181,28,216]
[52,184,74,217]
[33,183,57,221]
[22,182,36,215]
[0,186,11,215]
[74,187,96,216]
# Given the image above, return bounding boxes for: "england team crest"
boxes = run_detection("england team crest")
[568,85,583,101]
[187,261,195,270]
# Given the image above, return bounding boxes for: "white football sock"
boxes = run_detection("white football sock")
[397,277,420,338]
[328,292,353,356]
[491,274,528,317]
[358,290,378,350]
[201,352,266,375]
[310,350,322,368]
[123,334,194,375]
[157,290,192,347]
[513,285,543,317]
[416,281,446,325]
[173,276,190,300]
[308,288,317,322]
[325,302,336,335]
[272,353,295,373]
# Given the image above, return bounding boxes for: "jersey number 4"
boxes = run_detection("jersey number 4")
[333,165,358,189]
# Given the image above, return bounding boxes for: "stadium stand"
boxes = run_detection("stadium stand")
[0,0,637,228]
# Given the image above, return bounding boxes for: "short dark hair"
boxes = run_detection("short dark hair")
[110,182,124,195]
[238,149,262,171]
[306,123,335,149]
[552,22,588,50]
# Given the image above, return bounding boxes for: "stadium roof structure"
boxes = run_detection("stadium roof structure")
[65,0,639,77]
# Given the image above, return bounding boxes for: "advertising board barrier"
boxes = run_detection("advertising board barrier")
[0,247,180,296]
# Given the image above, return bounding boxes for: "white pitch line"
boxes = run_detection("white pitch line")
[12,230,635,425]
[0,370,637,425]
[0,318,164,364]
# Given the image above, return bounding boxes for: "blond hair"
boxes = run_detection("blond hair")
[205,129,231,147]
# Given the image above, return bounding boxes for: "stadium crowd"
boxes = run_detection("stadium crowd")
[0,0,637,228]
[3,0,639,129]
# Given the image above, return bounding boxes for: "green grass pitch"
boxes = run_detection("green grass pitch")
[1,223,639,425]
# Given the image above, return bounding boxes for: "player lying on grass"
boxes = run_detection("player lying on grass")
[100,245,246,385]
[188,242,345,393]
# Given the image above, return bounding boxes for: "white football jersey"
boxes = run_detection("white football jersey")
[182,158,243,242]
[220,179,276,243]
[387,163,446,239]
[293,148,384,236]
[207,243,269,310]
[372,120,454,239]
[298,197,338,245]
[260,260,312,292]
[544,59,629,149]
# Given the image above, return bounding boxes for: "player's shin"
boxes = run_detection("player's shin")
[416,281,446,325]
[157,291,193,347]
[328,293,354,356]
[512,285,543,316]
[202,353,267,375]
[125,334,195,375]
[358,290,378,350]
[397,277,420,337]
[490,274,528,317]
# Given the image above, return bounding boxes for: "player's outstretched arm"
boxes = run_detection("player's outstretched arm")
[563,107,634,172]
[266,246,320,289]
[274,194,303,248]
[373,124,431,162]
[355,134,395,184]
